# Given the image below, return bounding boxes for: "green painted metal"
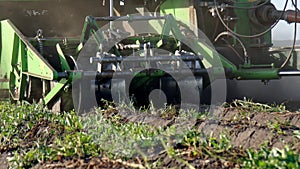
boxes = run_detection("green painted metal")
[0,19,74,105]
[56,44,71,71]
[233,0,252,45]
[160,14,237,78]
[80,16,103,44]
[28,38,80,48]
[43,78,69,105]
[160,0,191,26]
[234,68,279,80]
[160,0,237,74]
[0,0,292,110]
[0,20,57,80]
[0,19,59,100]
[160,0,280,81]
[234,0,272,46]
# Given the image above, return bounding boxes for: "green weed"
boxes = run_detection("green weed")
[1,100,299,168]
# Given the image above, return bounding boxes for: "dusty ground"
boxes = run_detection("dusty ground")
[0,153,9,169]
[107,104,300,150]
[27,102,300,169]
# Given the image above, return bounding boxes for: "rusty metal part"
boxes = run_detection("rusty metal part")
[281,10,300,23]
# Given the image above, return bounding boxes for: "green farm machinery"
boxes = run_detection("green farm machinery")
[0,0,299,112]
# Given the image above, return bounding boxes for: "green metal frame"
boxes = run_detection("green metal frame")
[234,0,272,46]
[160,0,280,80]
[0,0,285,108]
[0,19,69,104]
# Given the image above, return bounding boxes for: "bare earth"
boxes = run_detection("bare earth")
[29,104,300,169]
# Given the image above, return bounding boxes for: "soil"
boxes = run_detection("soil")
[1,105,300,168]
[0,153,8,169]
[200,107,300,150]
[113,106,300,150]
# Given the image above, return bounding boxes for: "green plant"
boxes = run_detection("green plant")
[1,100,299,168]
[243,146,300,168]
[230,99,286,113]
[293,130,300,139]
[267,120,285,135]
